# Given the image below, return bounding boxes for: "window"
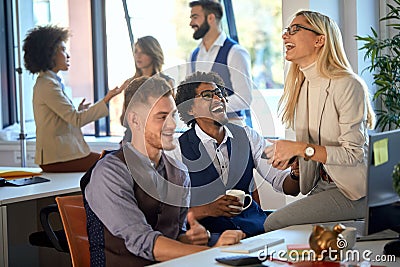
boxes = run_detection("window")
[106,0,284,137]
[2,0,283,138]
[221,0,284,137]
[105,0,199,136]
[227,0,283,89]
[1,0,17,128]
[9,0,96,135]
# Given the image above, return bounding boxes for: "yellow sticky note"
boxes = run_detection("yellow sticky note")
[373,138,389,166]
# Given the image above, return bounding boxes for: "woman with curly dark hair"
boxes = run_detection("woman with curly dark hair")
[23,25,128,172]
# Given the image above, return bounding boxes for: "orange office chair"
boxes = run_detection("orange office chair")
[56,195,90,267]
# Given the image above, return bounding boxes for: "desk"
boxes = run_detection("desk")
[0,168,83,267]
[151,225,399,267]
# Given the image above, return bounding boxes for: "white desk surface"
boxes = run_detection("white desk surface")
[151,224,399,267]
[0,167,83,205]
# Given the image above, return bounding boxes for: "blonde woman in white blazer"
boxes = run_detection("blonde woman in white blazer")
[23,25,127,172]
[263,10,375,232]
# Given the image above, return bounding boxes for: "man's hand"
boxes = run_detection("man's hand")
[189,195,244,220]
[78,98,91,111]
[207,195,243,217]
[183,211,209,245]
[213,230,245,247]
[290,157,299,177]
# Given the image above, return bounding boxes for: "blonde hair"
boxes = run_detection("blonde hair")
[279,10,375,129]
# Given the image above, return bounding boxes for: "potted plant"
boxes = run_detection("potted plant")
[355,0,400,131]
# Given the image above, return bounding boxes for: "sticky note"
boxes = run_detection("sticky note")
[373,138,388,166]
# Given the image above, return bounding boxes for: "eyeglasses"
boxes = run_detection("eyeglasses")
[195,88,226,100]
[283,24,321,36]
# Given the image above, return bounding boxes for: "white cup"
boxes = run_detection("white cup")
[225,189,252,214]
[341,227,357,250]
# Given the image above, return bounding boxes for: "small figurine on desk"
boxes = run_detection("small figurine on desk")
[309,223,346,260]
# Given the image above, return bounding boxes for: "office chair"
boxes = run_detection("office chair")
[28,204,69,252]
[56,195,90,267]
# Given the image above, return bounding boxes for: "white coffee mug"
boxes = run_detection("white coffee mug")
[225,189,252,214]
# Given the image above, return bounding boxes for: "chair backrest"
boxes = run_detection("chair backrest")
[56,195,89,267]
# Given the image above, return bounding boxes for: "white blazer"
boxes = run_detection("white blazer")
[295,73,369,200]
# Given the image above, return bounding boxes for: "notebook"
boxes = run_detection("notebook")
[220,237,285,253]
[0,170,42,179]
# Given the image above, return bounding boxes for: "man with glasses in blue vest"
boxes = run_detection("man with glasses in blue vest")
[172,71,300,245]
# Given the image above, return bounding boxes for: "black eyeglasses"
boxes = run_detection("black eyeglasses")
[283,24,321,36]
[195,88,226,100]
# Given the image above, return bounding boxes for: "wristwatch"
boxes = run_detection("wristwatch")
[304,144,315,161]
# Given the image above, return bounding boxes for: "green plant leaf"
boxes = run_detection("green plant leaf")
[356,1,400,131]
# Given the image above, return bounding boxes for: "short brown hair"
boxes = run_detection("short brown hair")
[120,76,173,125]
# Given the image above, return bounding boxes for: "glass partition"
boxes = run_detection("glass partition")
[105,0,283,137]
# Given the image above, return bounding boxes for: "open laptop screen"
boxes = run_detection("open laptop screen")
[365,129,400,237]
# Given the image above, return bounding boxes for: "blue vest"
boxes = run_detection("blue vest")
[178,124,265,237]
[191,38,236,96]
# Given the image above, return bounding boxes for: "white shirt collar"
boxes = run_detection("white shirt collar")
[200,32,227,50]
[194,123,233,145]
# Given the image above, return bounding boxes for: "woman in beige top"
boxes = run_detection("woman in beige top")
[23,25,128,172]
[263,10,375,231]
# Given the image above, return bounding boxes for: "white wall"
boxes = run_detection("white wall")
[281,0,381,125]
[282,0,380,81]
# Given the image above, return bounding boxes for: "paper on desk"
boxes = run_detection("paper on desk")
[0,170,42,180]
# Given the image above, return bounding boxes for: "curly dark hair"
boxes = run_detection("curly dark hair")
[175,71,225,128]
[23,25,70,74]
